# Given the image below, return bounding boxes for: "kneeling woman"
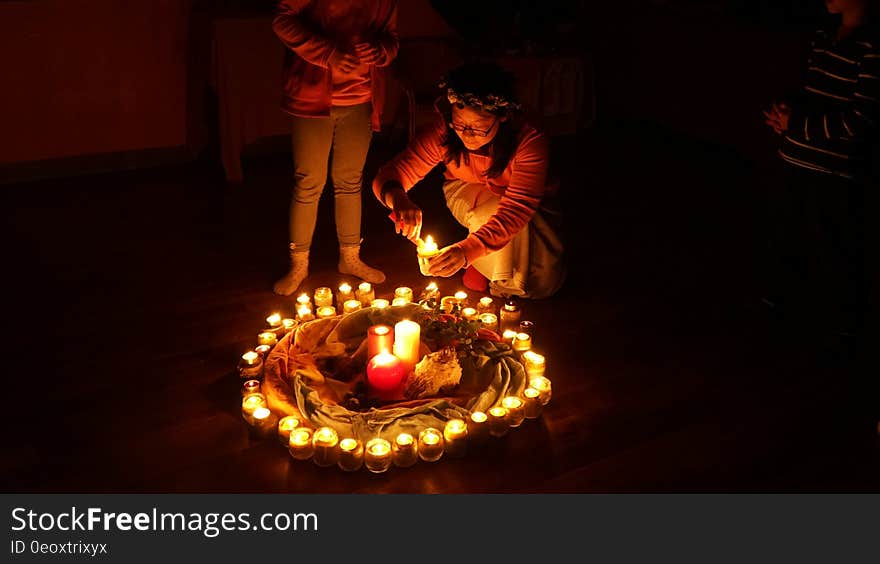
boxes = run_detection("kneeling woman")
[373,62,566,299]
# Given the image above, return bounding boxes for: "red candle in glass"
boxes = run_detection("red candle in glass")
[367,324,394,360]
[366,352,407,400]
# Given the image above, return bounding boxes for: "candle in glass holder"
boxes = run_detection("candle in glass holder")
[477,296,495,314]
[364,438,392,473]
[266,313,282,329]
[417,428,444,462]
[523,387,543,419]
[356,282,375,306]
[517,320,535,336]
[461,307,478,321]
[314,287,333,308]
[454,290,468,306]
[241,393,267,424]
[392,433,418,467]
[337,282,354,305]
[443,419,468,458]
[297,304,315,322]
[393,319,421,370]
[502,329,518,346]
[394,286,413,303]
[469,411,490,444]
[391,297,409,307]
[277,416,301,445]
[316,306,337,319]
[513,332,532,352]
[312,427,339,467]
[255,344,272,359]
[521,351,546,377]
[241,379,261,397]
[257,331,278,347]
[296,293,312,310]
[367,325,394,359]
[367,351,407,400]
[479,313,499,332]
[239,350,263,379]
[343,299,362,314]
[288,428,315,460]
[529,376,552,405]
[499,298,522,332]
[281,318,297,334]
[337,438,364,472]
[423,281,440,301]
[417,235,440,276]
[250,407,274,435]
[370,298,390,309]
[502,396,525,428]
[488,406,509,437]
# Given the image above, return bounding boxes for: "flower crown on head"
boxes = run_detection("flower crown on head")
[438,78,522,114]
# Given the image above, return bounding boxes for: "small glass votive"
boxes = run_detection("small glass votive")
[394,287,413,303]
[479,313,499,332]
[312,427,339,467]
[281,318,297,335]
[265,313,282,330]
[277,415,301,445]
[257,331,278,347]
[314,287,333,308]
[296,293,312,310]
[454,290,468,306]
[488,406,509,437]
[241,379,261,397]
[423,282,440,301]
[468,411,490,444]
[477,296,494,315]
[297,305,315,322]
[512,332,532,352]
[417,428,444,462]
[337,282,354,306]
[443,419,468,458]
[517,320,535,336]
[343,299,363,314]
[391,297,409,307]
[370,298,390,309]
[241,392,267,424]
[316,306,337,319]
[529,376,552,405]
[461,307,478,321]
[337,438,364,472]
[364,438,393,473]
[254,344,272,359]
[523,387,544,419]
[502,329,518,346]
[502,396,525,428]
[288,428,315,460]
[499,299,522,332]
[250,407,274,435]
[356,282,375,306]
[392,433,419,468]
[521,351,546,377]
[239,350,263,379]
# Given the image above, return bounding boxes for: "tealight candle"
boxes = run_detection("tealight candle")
[288,428,315,460]
[440,296,458,313]
[488,406,509,437]
[521,351,546,377]
[523,387,543,419]
[370,298,390,309]
[316,306,337,319]
[461,307,478,321]
[266,313,282,329]
[277,416,301,445]
[367,324,394,359]
[337,438,364,472]
[513,332,532,352]
[250,407,273,434]
[254,344,271,359]
[356,282,375,306]
[468,411,490,444]
[394,286,413,303]
[417,428,444,462]
[417,235,440,276]
[241,393,267,424]
[454,290,468,306]
[312,426,339,467]
[443,418,468,458]
[239,350,263,379]
[529,376,552,405]
[479,313,499,332]
[241,379,261,397]
[501,396,525,428]
[477,296,494,314]
[392,433,418,467]
[337,282,354,305]
[364,438,393,473]
[502,329,518,346]
[391,297,409,307]
[296,293,312,309]
[257,331,278,347]
[297,305,315,322]
[393,319,421,370]
[314,287,333,308]
[281,318,296,334]
[517,320,535,336]
[423,281,440,300]
[343,299,363,314]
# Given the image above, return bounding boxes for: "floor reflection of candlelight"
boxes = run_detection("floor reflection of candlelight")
[392,433,418,467]
[337,438,364,472]
[277,416,300,445]
[418,428,444,462]
[312,427,339,467]
[502,396,525,428]
[364,438,392,473]
[443,419,468,458]
[393,320,421,371]
[523,387,543,419]
[529,376,552,405]
[314,287,333,308]
[288,428,315,460]
[469,411,490,443]
[488,406,509,437]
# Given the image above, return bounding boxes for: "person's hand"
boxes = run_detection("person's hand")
[427,245,466,277]
[329,49,360,73]
[763,102,791,134]
[390,191,423,242]
[354,42,382,65]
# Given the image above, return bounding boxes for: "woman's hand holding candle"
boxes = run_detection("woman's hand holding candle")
[427,245,467,277]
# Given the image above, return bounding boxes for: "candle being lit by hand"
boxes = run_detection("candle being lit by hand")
[417,235,440,276]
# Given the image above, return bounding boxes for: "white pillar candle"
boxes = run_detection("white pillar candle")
[364,438,393,473]
[343,299,363,314]
[392,433,419,467]
[393,319,421,370]
[521,351,546,377]
[501,396,525,428]
[337,438,364,472]
[488,406,509,437]
[370,298,390,309]
[523,387,543,419]
[277,416,300,445]
[312,427,339,467]
[443,419,468,458]
[316,306,337,319]
[394,286,413,303]
[417,428,444,462]
[288,428,315,460]
[313,287,333,308]
[356,282,375,306]
[468,411,490,444]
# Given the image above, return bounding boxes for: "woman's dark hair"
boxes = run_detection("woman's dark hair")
[439,61,522,179]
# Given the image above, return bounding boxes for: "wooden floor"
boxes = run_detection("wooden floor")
[2,120,877,493]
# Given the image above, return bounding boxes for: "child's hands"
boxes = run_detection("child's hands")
[763,103,791,134]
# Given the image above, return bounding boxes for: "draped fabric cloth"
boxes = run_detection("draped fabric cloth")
[262,304,527,442]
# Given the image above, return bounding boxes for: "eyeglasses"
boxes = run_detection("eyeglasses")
[449,118,498,137]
